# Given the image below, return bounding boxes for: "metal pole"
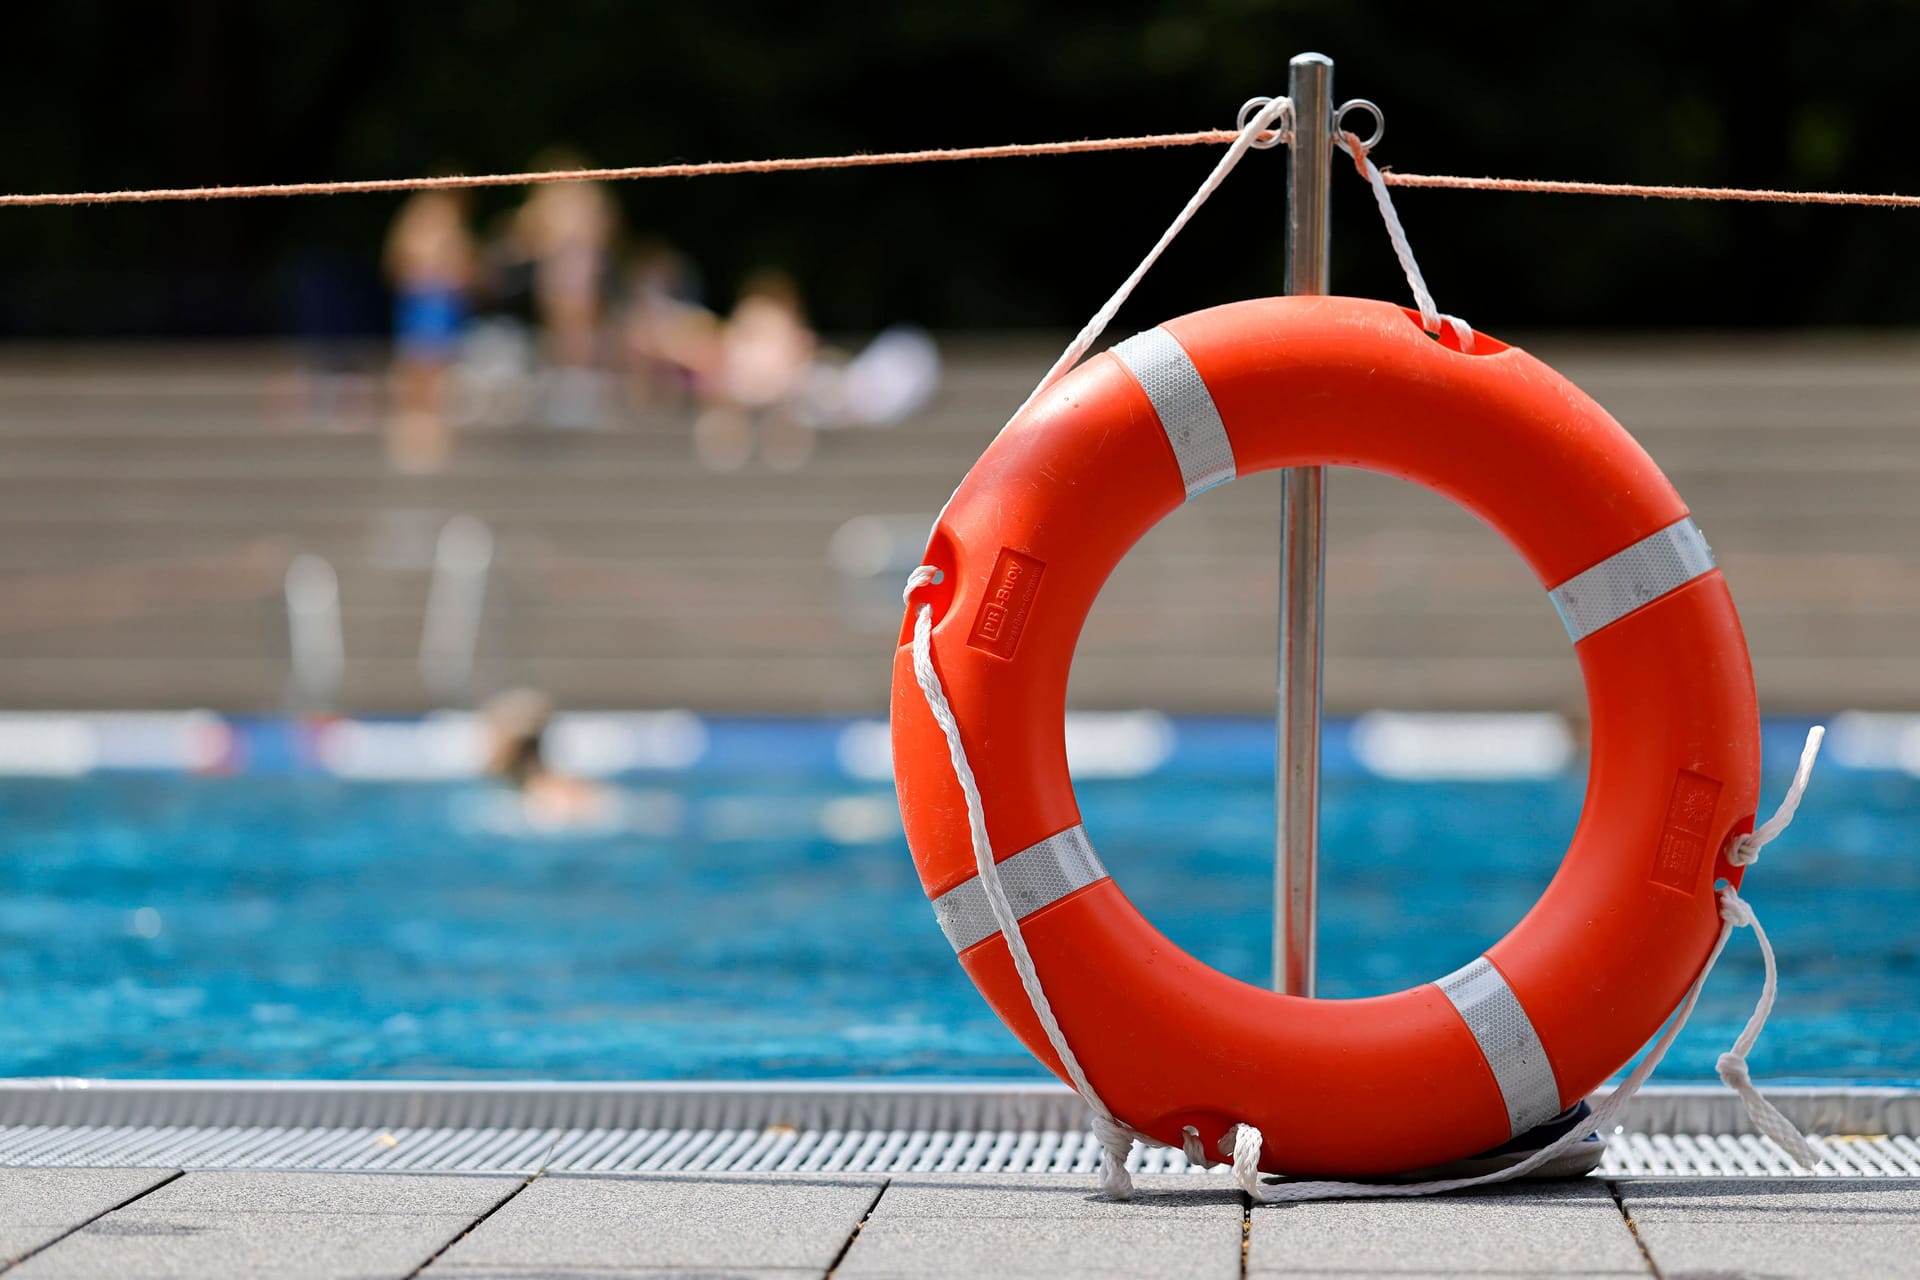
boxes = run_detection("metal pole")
[1276,52,1331,996]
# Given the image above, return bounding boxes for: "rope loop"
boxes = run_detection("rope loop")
[903,99,1307,1199]
[1228,1123,1267,1200]
[1707,730,1827,1170]
[1727,725,1825,866]
[1210,727,1829,1204]
[1339,129,1474,352]
[905,561,1144,1199]
[1714,879,1826,1169]
[912,505,1828,1193]
[1236,96,1295,149]
[994,92,1292,434]
[901,69,1828,1197]
[902,563,941,605]
[1334,98,1385,152]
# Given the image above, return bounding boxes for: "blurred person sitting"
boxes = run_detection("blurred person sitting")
[793,325,942,431]
[481,688,610,829]
[384,189,477,472]
[510,152,620,428]
[620,241,720,412]
[693,269,819,471]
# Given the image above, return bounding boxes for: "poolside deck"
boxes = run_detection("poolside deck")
[2,1084,1916,1278]
[4,1166,1918,1278]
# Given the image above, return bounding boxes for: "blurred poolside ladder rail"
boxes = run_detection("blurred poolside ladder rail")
[418,514,494,706]
[284,552,344,712]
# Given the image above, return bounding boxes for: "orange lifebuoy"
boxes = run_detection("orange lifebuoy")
[890,294,1761,1177]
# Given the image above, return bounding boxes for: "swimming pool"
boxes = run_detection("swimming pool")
[0,716,1912,1084]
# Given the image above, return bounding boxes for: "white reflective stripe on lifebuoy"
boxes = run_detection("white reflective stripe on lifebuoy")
[1549,516,1716,643]
[1436,956,1563,1137]
[1110,328,1236,498]
[930,824,1108,953]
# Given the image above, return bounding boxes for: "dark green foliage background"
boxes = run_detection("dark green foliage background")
[3,1,1915,335]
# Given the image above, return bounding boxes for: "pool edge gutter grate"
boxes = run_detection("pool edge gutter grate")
[0,1083,1913,1179]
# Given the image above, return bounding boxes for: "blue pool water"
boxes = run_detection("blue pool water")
[0,734,1914,1083]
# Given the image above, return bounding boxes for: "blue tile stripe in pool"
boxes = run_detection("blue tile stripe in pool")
[0,710,1884,782]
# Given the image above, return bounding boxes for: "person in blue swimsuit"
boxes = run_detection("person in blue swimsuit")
[384,190,476,471]
[395,283,467,362]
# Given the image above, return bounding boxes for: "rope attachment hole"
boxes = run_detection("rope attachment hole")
[898,544,956,644]
[1390,305,1505,356]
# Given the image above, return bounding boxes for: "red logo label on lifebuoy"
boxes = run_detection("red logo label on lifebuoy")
[1653,769,1722,891]
[968,548,1045,659]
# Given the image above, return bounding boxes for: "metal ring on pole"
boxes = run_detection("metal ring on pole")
[1236,96,1294,149]
[1335,99,1385,151]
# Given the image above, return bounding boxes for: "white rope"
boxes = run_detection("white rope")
[901,83,1820,1200]
[903,565,1143,1198]
[901,96,1300,1196]
[923,94,1291,542]
[1339,131,1474,351]
[1222,725,1828,1202]
[1715,725,1828,1168]
[1000,95,1294,430]
[907,554,1826,1202]
[1714,890,1824,1168]
[1226,902,1728,1202]
[1728,725,1824,868]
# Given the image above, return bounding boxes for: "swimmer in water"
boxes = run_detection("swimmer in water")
[481,689,609,829]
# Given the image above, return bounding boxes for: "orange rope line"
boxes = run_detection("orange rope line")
[1380,170,1920,209]
[0,129,1244,208]
[6,130,1918,211]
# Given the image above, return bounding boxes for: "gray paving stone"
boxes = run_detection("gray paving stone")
[0,1168,176,1267]
[425,1171,883,1278]
[11,1165,1916,1280]
[1247,1179,1650,1278]
[1621,1177,1920,1280]
[867,1173,1238,1221]
[10,1170,517,1280]
[834,1174,1243,1279]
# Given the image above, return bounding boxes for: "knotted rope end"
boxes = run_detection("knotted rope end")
[1717,1052,1825,1170]
[1709,731,1829,1173]
[1227,1123,1271,1203]
[1091,1112,1139,1200]
[1717,891,1756,928]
